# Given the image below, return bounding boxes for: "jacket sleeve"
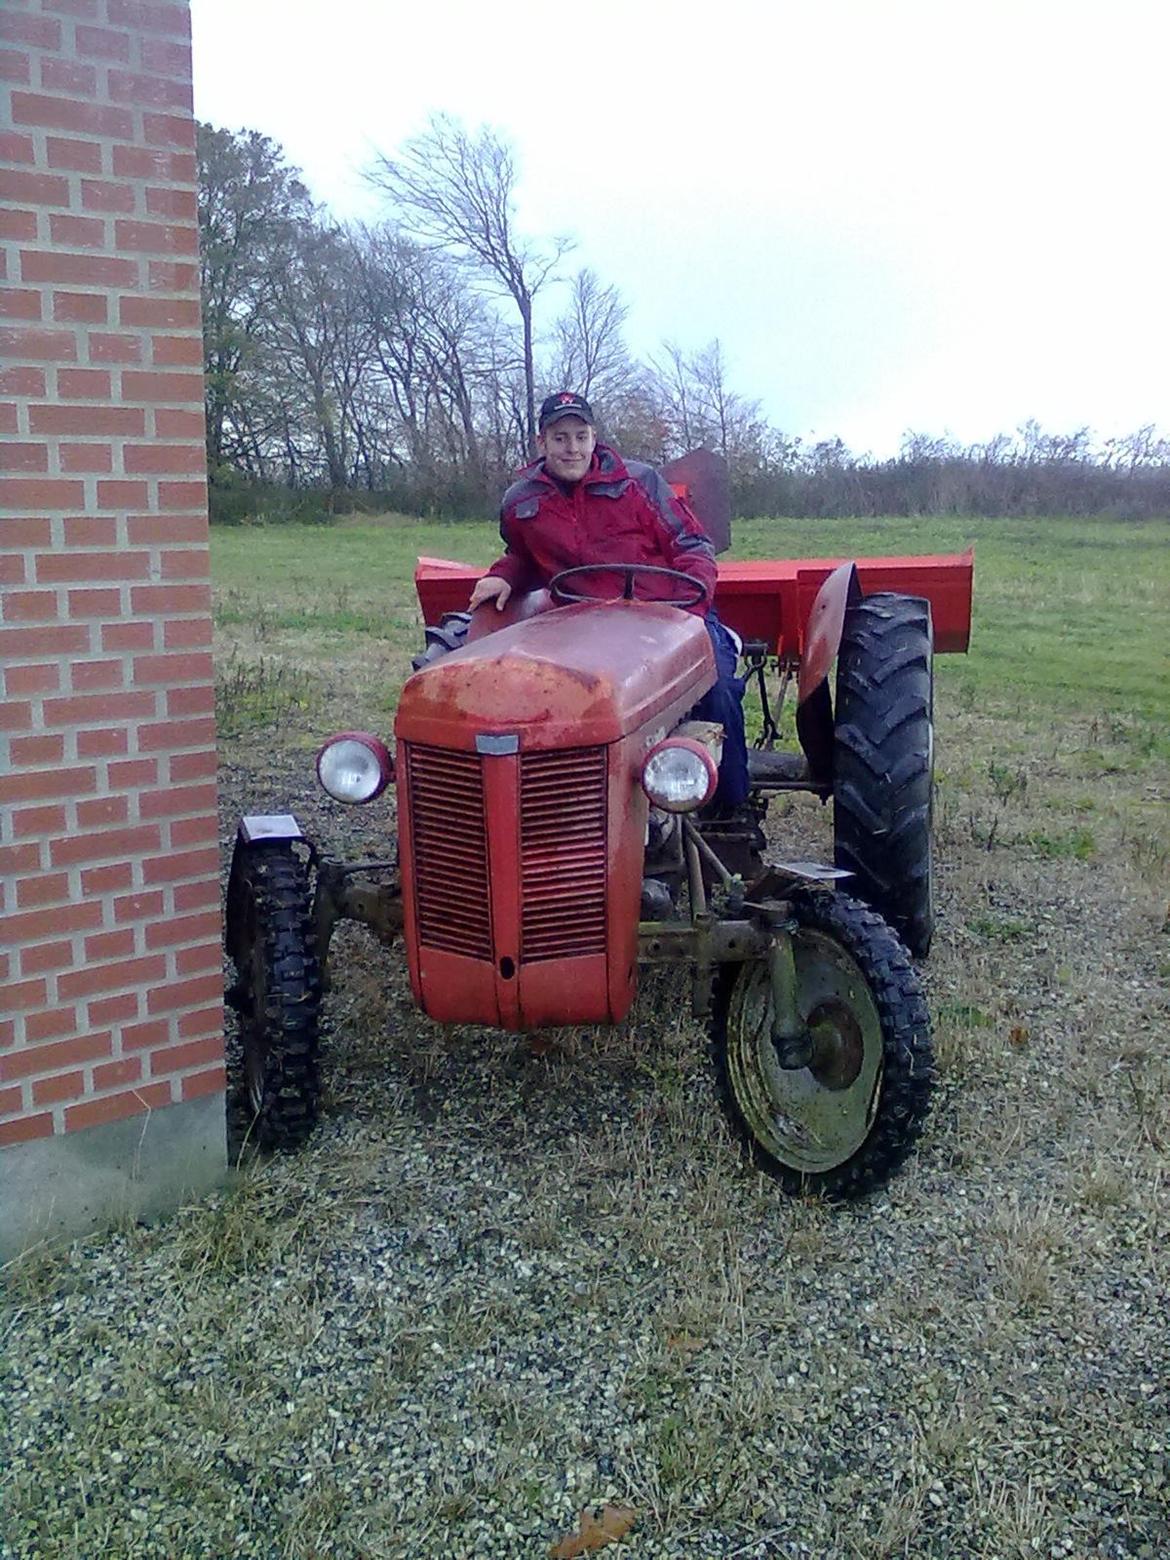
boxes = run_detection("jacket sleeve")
[486,505,540,595]
[637,467,718,612]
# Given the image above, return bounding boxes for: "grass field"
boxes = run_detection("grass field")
[3,511,1168,1559]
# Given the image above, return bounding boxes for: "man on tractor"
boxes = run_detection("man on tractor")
[468,392,751,812]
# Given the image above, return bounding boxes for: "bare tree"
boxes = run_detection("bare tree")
[368,113,573,454]
[548,268,635,403]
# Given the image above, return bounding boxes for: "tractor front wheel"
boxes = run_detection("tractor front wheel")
[833,592,935,958]
[226,843,322,1152]
[711,891,933,1198]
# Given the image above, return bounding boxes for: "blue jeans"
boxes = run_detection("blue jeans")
[691,613,750,809]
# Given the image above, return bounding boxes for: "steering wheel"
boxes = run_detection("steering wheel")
[549,562,708,609]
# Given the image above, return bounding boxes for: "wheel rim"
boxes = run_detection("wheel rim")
[725,929,884,1174]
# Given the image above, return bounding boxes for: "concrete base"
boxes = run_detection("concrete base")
[0,1092,227,1262]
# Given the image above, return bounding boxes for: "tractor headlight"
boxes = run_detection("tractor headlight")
[641,738,718,813]
[316,733,393,803]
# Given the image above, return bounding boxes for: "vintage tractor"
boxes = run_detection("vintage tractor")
[225,469,972,1198]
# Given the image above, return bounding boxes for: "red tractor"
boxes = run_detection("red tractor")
[225,470,972,1198]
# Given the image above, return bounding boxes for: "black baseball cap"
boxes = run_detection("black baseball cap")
[539,391,595,430]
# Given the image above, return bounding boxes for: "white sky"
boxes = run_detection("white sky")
[190,0,1169,457]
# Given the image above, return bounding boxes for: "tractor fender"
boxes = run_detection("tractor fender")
[224,814,305,965]
[794,562,861,786]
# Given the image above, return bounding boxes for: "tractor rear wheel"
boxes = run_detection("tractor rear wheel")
[711,890,934,1198]
[226,843,321,1152]
[833,592,935,957]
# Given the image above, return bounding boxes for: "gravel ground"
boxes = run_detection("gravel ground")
[2,722,1168,1559]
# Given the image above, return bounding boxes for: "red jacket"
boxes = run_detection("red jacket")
[487,444,717,614]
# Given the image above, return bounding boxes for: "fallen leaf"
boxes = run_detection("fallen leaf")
[1009,1025,1030,1047]
[549,1503,637,1558]
[666,1332,705,1356]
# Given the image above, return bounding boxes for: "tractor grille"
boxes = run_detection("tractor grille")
[520,747,608,963]
[407,746,492,960]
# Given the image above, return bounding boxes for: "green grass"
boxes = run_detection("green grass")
[211,511,1170,744]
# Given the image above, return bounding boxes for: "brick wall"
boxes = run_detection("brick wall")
[1,0,224,1243]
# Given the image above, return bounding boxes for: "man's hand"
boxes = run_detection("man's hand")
[469,576,512,612]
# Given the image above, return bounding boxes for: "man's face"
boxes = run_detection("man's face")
[539,416,597,482]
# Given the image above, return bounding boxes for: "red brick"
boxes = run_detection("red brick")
[67,585,122,615]
[0,130,37,163]
[115,218,197,256]
[54,825,157,871]
[41,0,103,14]
[58,955,166,1001]
[89,992,141,1026]
[147,972,220,1014]
[107,1,191,37]
[114,889,165,922]
[139,35,190,73]
[85,928,136,961]
[46,134,103,172]
[0,402,19,435]
[147,259,197,292]
[164,685,215,718]
[143,906,219,948]
[0,516,52,546]
[12,801,68,835]
[149,1032,221,1076]
[80,177,136,213]
[124,441,204,472]
[40,57,98,96]
[53,290,109,323]
[0,365,46,395]
[130,583,209,614]
[0,624,90,657]
[49,212,106,247]
[111,144,194,181]
[168,748,216,782]
[22,252,138,289]
[3,169,72,207]
[80,860,134,894]
[63,515,119,546]
[76,794,130,829]
[71,657,124,689]
[88,331,142,362]
[119,294,198,329]
[65,1081,172,1132]
[75,24,131,61]
[1,478,85,509]
[31,402,143,434]
[152,406,205,438]
[1,978,50,1014]
[0,763,96,805]
[20,939,74,977]
[10,903,100,943]
[43,690,155,727]
[144,185,197,221]
[57,366,114,397]
[37,551,150,584]
[142,844,217,883]
[0,551,28,584]
[0,1084,24,1116]
[0,841,41,876]
[6,664,60,698]
[121,369,201,402]
[135,652,212,684]
[33,1069,87,1106]
[9,733,65,766]
[0,48,32,84]
[142,110,193,151]
[0,208,40,242]
[24,1004,80,1042]
[172,878,218,913]
[1,700,34,733]
[60,442,114,472]
[10,91,133,139]
[0,288,42,320]
[168,813,217,848]
[0,1114,54,1147]
[0,324,77,360]
[102,621,155,651]
[159,483,206,513]
[0,13,62,49]
[108,69,189,110]
[76,726,129,757]
[92,1055,143,1091]
[175,941,220,976]
[129,513,207,545]
[95,480,149,509]
[180,1064,225,1101]
[137,715,214,752]
[121,1018,168,1051]
[14,877,72,917]
[4,442,48,470]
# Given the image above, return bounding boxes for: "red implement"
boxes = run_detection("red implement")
[414,549,974,657]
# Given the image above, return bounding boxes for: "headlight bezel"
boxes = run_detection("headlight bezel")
[641,737,719,813]
[315,732,394,804]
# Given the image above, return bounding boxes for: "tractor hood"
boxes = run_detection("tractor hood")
[395,600,715,751]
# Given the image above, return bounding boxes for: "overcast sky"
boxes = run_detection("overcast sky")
[190,0,1168,457]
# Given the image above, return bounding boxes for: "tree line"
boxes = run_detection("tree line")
[197,116,1170,523]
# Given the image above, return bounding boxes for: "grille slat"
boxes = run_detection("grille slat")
[408,746,492,959]
[521,748,607,963]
